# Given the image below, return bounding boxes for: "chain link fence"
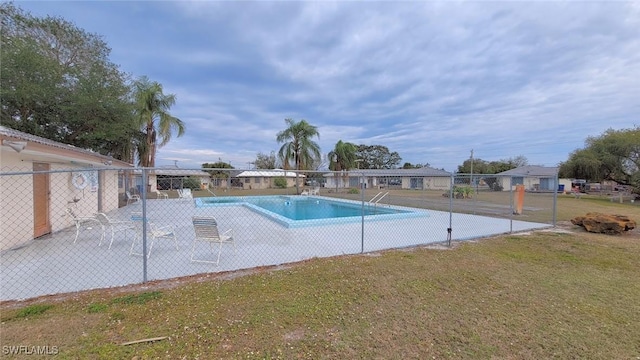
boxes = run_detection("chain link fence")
[0,167,557,301]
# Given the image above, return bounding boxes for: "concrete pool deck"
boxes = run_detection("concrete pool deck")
[1,197,550,301]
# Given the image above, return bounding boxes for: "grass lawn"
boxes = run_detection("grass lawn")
[1,195,638,358]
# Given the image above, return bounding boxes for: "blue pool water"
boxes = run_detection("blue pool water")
[256,197,404,220]
[195,196,427,227]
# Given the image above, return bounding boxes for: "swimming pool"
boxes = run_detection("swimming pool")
[195,196,428,228]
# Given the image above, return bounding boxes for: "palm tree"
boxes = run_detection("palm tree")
[133,76,185,167]
[328,140,357,190]
[276,118,321,193]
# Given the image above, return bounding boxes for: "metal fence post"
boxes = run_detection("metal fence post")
[361,172,365,253]
[141,167,148,283]
[553,171,558,226]
[472,173,477,215]
[448,174,453,246]
[509,175,513,233]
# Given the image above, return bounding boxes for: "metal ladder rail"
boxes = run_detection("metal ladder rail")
[374,192,389,205]
[369,192,384,203]
[369,192,389,207]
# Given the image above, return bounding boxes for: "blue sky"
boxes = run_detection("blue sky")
[17,1,640,171]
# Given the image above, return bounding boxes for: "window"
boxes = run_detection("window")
[244,178,250,183]
[511,177,524,186]
[410,178,423,189]
[254,177,261,183]
[388,177,402,186]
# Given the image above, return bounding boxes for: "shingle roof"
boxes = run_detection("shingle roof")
[0,125,132,167]
[323,167,451,177]
[236,170,303,178]
[497,166,558,177]
[152,166,211,177]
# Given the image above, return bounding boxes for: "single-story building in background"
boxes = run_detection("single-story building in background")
[323,167,452,190]
[0,125,132,251]
[141,165,213,192]
[234,169,304,190]
[496,166,572,192]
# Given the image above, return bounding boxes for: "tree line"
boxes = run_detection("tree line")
[257,119,639,193]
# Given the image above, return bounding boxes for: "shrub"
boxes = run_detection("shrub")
[183,176,201,190]
[273,176,287,189]
[348,188,360,194]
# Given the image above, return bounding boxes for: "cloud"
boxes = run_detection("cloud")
[17,1,640,171]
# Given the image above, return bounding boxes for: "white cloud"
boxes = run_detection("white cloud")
[17,1,640,171]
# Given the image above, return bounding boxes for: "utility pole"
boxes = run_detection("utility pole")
[470,149,474,186]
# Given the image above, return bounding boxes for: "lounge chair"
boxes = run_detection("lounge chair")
[66,208,100,244]
[178,188,193,201]
[129,212,178,258]
[154,190,168,199]
[191,216,236,266]
[300,188,310,195]
[126,190,140,205]
[310,186,320,195]
[94,212,135,249]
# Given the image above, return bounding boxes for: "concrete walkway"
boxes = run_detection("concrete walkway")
[1,197,549,301]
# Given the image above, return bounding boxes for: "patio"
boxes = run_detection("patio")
[1,197,550,301]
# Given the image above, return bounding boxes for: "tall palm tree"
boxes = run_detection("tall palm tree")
[328,140,357,190]
[276,118,321,192]
[133,76,185,167]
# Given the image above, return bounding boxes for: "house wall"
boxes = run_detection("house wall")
[210,178,229,188]
[1,150,123,251]
[148,174,158,192]
[150,174,210,191]
[559,179,572,193]
[327,175,451,190]
[239,176,299,189]
[499,176,536,191]
[240,176,267,190]
[498,176,570,192]
[0,153,32,251]
[423,177,451,190]
[325,176,353,189]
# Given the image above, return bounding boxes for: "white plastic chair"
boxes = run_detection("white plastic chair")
[94,212,134,249]
[66,208,101,244]
[129,212,178,258]
[191,216,235,266]
[178,188,193,201]
[154,190,168,199]
[126,191,140,205]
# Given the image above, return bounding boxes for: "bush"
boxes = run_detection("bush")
[452,186,473,199]
[273,176,287,189]
[348,188,360,194]
[183,176,201,190]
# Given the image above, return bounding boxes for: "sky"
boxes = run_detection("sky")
[15,1,640,172]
